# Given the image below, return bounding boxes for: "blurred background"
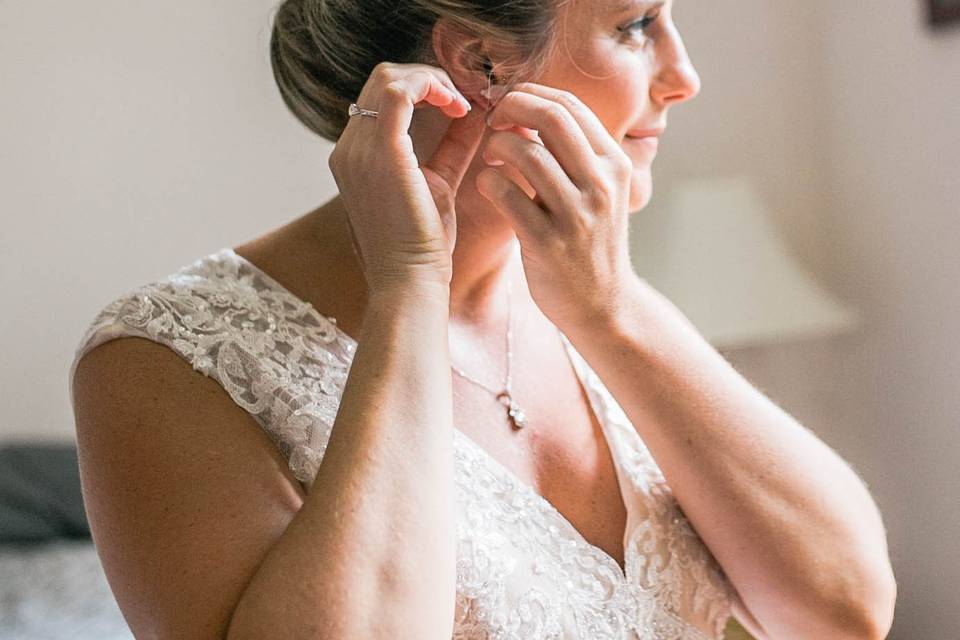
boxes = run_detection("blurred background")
[1,1,957,638]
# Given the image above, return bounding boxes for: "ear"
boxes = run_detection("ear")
[430,18,507,111]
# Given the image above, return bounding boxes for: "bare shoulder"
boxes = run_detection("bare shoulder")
[71,336,306,639]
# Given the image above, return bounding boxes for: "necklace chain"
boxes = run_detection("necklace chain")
[450,276,527,429]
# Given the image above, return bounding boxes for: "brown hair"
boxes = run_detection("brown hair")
[269,0,567,143]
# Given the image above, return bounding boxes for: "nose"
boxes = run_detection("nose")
[649,25,701,107]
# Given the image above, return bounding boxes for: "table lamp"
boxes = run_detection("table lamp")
[631,175,859,350]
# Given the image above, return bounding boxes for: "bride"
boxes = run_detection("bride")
[69,0,896,638]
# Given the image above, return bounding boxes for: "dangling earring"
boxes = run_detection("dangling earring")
[479,60,503,108]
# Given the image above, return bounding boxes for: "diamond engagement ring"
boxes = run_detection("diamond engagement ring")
[348,103,379,118]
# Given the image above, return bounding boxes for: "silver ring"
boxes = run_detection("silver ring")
[348,103,379,118]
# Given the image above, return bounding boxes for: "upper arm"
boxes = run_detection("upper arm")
[71,336,307,639]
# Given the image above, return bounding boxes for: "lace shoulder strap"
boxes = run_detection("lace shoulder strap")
[68,248,356,487]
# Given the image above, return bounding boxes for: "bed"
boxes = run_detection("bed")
[0,443,132,639]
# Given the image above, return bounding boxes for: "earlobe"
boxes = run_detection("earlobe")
[429,20,490,108]
[480,77,508,109]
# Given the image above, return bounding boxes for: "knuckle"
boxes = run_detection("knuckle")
[582,185,609,210]
[432,67,454,88]
[577,208,599,233]
[554,89,580,112]
[611,151,633,176]
[418,70,446,92]
[381,81,407,103]
[543,103,570,128]
[522,142,551,166]
[579,184,596,206]
[496,91,519,110]
[372,61,395,80]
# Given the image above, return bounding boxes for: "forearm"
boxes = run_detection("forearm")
[228,284,456,640]
[561,277,896,640]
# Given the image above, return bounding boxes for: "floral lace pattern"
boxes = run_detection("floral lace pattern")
[68,247,738,639]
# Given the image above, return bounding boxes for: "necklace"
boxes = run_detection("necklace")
[450,276,527,430]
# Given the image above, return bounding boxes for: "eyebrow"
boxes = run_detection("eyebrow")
[608,0,665,14]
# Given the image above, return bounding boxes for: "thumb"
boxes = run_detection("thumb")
[422,169,459,257]
[423,104,488,194]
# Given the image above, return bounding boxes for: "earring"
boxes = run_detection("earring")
[479,62,504,108]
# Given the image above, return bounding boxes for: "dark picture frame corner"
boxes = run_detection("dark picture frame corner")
[929,0,960,28]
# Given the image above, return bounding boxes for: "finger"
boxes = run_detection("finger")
[476,167,552,242]
[386,62,467,102]
[424,105,488,194]
[375,70,470,143]
[483,130,580,220]
[486,88,607,190]
[493,82,623,158]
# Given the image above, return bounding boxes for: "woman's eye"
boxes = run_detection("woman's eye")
[618,13,660,37]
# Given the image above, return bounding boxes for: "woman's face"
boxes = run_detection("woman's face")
[529,0,700,212]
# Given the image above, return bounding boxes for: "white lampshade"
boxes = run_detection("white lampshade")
[631,175,859,350]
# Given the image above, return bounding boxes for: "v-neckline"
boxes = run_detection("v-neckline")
[220,246,634,582]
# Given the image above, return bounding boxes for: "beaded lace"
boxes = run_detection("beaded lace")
[68,247,738,639]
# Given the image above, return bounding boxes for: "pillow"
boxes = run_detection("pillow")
[0,443,90,543]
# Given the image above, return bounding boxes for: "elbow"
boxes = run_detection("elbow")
[857,566,897,640]
[827,563,898,640]
[820,521,898,640]
[781,562,897,640]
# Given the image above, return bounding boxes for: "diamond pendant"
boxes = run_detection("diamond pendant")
[496,391,526,429]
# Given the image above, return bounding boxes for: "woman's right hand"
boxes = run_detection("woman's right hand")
[328,62,487,294]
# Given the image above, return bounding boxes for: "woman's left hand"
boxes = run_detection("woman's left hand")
[476,82,640,331]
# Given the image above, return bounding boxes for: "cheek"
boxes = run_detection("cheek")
[542,36,648,127]
[565,43,651,107]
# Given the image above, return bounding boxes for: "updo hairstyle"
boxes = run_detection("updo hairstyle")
[269,0,566,143]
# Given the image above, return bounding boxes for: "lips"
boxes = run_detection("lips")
[624,136,659,151]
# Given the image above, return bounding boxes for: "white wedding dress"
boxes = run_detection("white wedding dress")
[68,247,740,639]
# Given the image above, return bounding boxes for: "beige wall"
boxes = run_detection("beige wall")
[645,2,958,638]
[1,1,333,439]
[2,1,957,637]
[815,3,958,637]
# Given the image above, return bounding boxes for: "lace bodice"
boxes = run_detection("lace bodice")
[68,247,739,639]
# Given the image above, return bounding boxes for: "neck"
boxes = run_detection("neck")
[447,188,523,326]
